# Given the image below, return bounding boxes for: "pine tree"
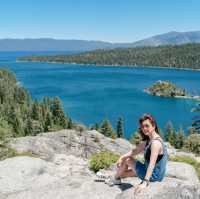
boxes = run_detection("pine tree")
[90,123,100,131]
[51,97,68,128]
[44,112,52,132]
[165,121,176,146]
[100,119,116,138]
[0,68,73,138]
[68,118,73,129]
[188,127,196,135]
[42,96,51,109]
[191,103,200,134]
[24,117,33,136]
[175,126,185,149]
[129,131,143,145]
[31,120,43,136]
[8,106,23,137]
[31,101,40,120]
[116,117,124,138]
[0,117,12,147]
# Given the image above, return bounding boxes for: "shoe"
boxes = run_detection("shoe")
[94,171,110,182]
[104,176,122,186]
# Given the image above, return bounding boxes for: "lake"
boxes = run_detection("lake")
[0,51,200,138]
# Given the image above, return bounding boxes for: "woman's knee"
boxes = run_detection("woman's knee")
[125,157,136,167]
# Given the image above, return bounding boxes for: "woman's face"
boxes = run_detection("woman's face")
[141,119,155,136]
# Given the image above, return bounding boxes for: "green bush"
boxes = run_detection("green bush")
[180,134,200,155]
[169,155,200,179]
[0,147,39,161]
[89,151,120,173]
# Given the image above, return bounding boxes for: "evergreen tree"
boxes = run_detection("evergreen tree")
[191,103,200,134]
[116,117,124,138]
[100,119,116,138]
[31,101,40,120]
[44,112,52,132]
[165,121,176,145]
[51,97,68,128]
[24,117,33,136]
[31,120,43,136]
[42,96,51,109]
[188,126,196,135]
[0,117,12,147]
[129,131,143,145]
[90,123,100,131]
[68,118,73,129]
[0,68,73,138]
[14,86,31,105]
[8,106,23,137]
[175,126,185,149]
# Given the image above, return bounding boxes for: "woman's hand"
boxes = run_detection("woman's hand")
[134,182,148,194]
[116,157,124,168]
[116,155,128,168]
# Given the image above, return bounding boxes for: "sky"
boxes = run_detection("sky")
[0,0,200,42]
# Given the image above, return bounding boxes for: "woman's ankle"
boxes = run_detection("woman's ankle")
[114,174,121,180]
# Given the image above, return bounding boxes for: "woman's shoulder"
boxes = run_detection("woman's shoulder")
[151,137,163,148]
[152,136,163,142]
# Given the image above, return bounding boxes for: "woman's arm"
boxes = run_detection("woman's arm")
[131,142,146,156]
[118,142,146,162]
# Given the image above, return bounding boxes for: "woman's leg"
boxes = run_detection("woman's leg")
[116,157,137,178]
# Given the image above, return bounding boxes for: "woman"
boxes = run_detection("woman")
[105,113,168,194]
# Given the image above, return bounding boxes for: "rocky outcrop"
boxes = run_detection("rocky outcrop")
[0,155,199,199]
[0,129,199,199]
[166,161,199,183]
[9,129,133,161]
[116,179,200,199]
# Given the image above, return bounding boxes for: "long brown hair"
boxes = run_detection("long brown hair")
[138,113,161,142]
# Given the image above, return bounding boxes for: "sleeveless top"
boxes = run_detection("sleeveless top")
[145,137,164,163]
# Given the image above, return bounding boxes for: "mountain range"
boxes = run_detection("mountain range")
[1,31,200,51]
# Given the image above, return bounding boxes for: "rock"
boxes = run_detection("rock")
[116,178,200,199]
[174,151,200,163]
[166,161,199,184]
[1,155,199,199]
[0,156,59,194]
[1,130,199,198]
[9,129,134,160]
[0,154,121,199]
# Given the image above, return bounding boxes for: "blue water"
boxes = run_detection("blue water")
[0,51,200,138]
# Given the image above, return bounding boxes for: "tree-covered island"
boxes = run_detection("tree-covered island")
[144,80,200,100]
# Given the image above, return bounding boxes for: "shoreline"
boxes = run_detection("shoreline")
[16,59,200,72]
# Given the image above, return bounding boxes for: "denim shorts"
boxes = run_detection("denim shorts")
[135,160,165,182]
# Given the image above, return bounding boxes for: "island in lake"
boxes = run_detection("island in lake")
[144,80,200,100]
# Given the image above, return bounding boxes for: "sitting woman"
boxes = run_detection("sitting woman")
[105,113,168,194]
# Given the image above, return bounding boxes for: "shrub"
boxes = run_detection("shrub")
[0,147,39,161]
[89,151,120,172]
[183,134,200,155]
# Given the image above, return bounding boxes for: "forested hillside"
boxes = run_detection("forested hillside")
[18,43,200,69]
